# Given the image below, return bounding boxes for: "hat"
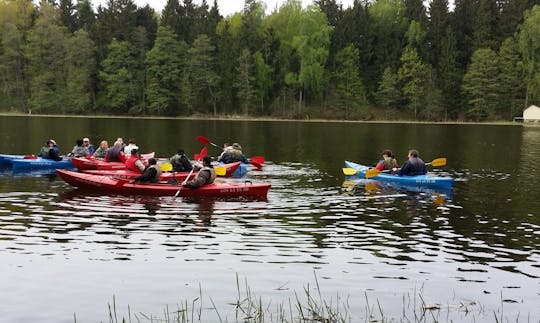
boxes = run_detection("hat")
[232,143,242,150]
[49,139,57,145]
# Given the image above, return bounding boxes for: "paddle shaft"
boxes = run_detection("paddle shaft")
[175,146,208,198]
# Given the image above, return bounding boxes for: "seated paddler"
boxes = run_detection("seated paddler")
[182,156,216,189]
[133,158,161,183]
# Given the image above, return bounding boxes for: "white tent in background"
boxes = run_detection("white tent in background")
[523,105,540,122]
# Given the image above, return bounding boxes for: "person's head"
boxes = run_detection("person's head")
[382,149,394,160]
[99,140,109,149]
[203,156,212,167]
[83,137,90,146]
[46,140,54,146]
[131,148,139,156]
[116,137,124,144]
[408,149,419,158]
[114,140,122,147]
[76,139,84,146]
[232,143,242,150]
[177,148,185,155]
[147,158,157,165]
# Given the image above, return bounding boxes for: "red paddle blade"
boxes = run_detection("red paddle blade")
[24,155,37,159]
[250,160,263,170]
[194,153,200,160]
[251,156,265,164]
[199,146,208,159]
[196,136,211,145]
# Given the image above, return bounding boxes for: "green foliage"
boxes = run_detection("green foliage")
[462,48,500,120]
[518,5,540,107]
[99,40,139,113]
[0,0,537,120]
[333,44,366,119]
[498,37,525,119]
[145,25,187,115]
[25,1,68,113]
[183,34,220,114]
[376,67,401,109]
[234,49,255,115]
[64,29,96,113]
[397,45,430,119]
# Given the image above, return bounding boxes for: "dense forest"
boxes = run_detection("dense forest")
[1,0,540,121]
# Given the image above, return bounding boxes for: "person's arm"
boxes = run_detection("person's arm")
[375,161,385,171]
[135,160,145,172]
[398,162,410,176]
[183,170,210,188]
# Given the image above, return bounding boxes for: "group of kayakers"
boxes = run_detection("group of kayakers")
[375,149,427,176]
[38,137,250,189]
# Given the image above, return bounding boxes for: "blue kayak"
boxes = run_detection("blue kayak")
[11,157,74,172]
[344,160,454,189]
[220,162,248,177]
[0,154,26,166]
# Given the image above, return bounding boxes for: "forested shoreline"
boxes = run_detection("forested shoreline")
[1,0,539,121]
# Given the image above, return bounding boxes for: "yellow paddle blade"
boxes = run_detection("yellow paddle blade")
[342,168,357,175]
[365,168,381,179]
[161,162,172,172]
[215,166,226,176]
[430,157,447,167]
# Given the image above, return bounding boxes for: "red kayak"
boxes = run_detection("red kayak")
[56,169,271,198]
[72,152,155,170]
[81,162,241,180]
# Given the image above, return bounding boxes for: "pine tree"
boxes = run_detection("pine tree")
[462,48,500,120]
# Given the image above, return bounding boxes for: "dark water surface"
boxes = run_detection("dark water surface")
[0,116,538,322]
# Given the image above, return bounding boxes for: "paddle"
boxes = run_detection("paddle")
[196,135,220,148]
[215,166,226,176]
[364,157,447,179]
[161,162,172,172]
[175,146,207,198]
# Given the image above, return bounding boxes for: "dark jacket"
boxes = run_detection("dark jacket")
[134,165,161,183]
[399,157,427,176]
[170,153,193,172]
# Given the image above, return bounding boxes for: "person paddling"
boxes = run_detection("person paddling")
[375,149,399,172]
[182,156,216,189]
[169,148,193,172]
[133,158,161,183]
[218,142,248,164]
[399,149,427,176]
[39,139,62,161]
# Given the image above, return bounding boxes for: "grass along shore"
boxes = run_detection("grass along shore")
[75,274,528,323]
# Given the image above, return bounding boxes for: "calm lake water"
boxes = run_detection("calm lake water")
[0,116,538,322]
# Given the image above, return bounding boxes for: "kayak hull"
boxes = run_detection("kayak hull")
[220,162,248,177]
[56,169,271,198]
[82,169,195,182]
[0,154,38,167]
[344,160,454,189]
[71,152,155,171]
[12,157,74,171]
